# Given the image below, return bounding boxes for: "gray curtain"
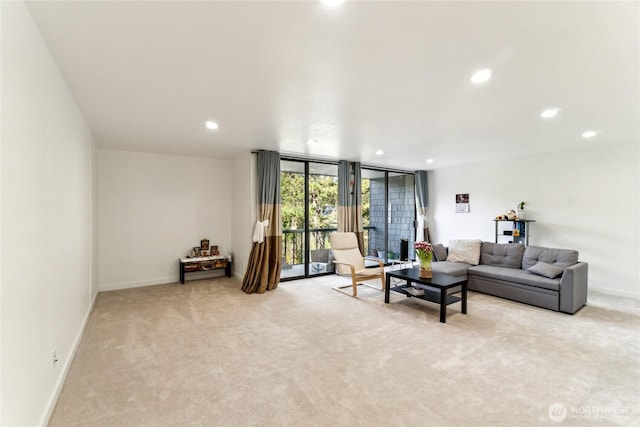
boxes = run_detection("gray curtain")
[415,170,430,243]
[338,160,364,254]
[242,151,282,294]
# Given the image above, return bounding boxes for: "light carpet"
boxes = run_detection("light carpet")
[49,274,640,426]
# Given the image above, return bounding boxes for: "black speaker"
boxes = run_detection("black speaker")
[400,238,409,261]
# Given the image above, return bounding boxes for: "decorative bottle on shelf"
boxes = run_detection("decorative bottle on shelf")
[516,202,526,220]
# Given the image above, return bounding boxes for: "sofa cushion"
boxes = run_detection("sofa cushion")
[526,261,564,279]
[522,246,579,270]
[447,239,482,265]
[431,261,470,277]
[480,242,525,269]
[432,243,448,261]
[469,265,560,291]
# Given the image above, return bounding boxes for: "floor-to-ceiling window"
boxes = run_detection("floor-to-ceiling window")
[281,161,415,280]
[281,160,338,280]
[363,169,416,263]
[387,172,416,260]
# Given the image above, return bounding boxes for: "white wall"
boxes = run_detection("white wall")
[91,139,100,301]
[98,150,232,290]
[428,143,640,298]
[1,2,95,425]
[231,152,256,280]
[0,3,4,424]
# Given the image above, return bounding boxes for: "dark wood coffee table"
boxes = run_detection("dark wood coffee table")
[385,268,467,323]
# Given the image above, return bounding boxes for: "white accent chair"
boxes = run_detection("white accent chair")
[329,232,385,297]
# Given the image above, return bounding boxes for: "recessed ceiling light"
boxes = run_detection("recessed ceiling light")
[375,150,384,156]
[582,130,599,138]
[470,69,492,84]
[205,121,218,130]
[306,139,318,145]
[426,158,434,164]
[540,108,560,118]
[320,0,344,6]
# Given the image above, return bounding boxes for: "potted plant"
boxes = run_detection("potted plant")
[414,241,433,278]
[516,201,526,219]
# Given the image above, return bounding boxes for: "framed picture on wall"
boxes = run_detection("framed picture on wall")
[455,193,470,213]
[201,239,210,251]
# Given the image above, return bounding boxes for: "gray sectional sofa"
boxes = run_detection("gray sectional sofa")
[431,241,588,314]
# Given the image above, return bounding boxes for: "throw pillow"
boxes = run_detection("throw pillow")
[527,262,564,279]
[432,243,448,262]
[447,239,482,265]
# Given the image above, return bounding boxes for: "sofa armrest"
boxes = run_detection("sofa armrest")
[559,262,588,314]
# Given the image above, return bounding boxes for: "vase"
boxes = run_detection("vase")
[419,261,432,278]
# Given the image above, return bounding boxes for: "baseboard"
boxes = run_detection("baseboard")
[99,271,233,292]
[99,277,175,292]
[590,286,640,300]
[40,290,98,426]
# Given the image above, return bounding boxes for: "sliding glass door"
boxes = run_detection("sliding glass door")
[281,161,416,280]
[362,169,416,263]
[281,160,338,280]
[387,172,416,261]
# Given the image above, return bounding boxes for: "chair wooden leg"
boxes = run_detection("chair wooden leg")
[332,275,386,298]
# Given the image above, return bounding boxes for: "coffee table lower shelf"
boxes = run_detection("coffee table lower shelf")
[390,284,462,306]
[385,268,467,323]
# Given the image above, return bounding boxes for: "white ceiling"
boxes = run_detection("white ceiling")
[26,0,639,171]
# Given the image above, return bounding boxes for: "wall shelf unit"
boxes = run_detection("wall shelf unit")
[494,219,536,246]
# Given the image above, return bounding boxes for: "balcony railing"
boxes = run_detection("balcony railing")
[282,226,376,267]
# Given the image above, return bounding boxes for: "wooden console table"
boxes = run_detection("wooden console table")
[179,254,232,284]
